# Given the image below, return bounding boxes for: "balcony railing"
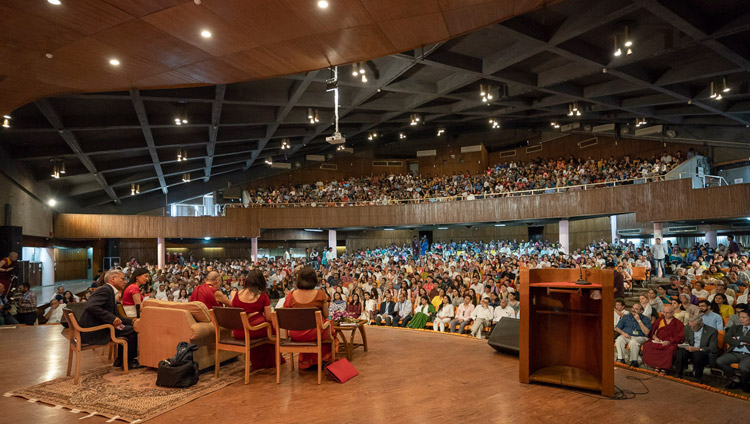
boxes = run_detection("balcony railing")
[224,174,667,212]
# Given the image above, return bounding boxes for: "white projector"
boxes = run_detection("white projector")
[325,131,346,144]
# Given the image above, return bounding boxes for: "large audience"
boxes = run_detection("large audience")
[243,152,683,206]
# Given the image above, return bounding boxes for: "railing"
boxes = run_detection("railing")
[676,173,729,188]
[223,175,667,212]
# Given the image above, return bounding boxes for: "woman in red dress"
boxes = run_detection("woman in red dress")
[230,269,279,370]
[283,267,337,369]
[642,304,684,374]
[122,268,149,317]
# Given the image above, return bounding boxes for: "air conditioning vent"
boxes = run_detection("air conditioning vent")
[460,145,483,153]
[666,225,698,233]
[306,154,325,162]
[578,137,598,149]
[417,150,437,157]
[372,160,403,167]
[526,145,542,153]
[731,223,750,229]
[270,162,291,169]
[618,228,642,235]
[592,123,615,133]
[320,163,338,171]
[499,150,516,158]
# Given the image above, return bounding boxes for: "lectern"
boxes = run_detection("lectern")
[519,268,614,397]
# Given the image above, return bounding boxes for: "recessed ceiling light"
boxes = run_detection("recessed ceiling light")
[317,0,329,9]
[200,30,212,38]
[48,0,62,5]
[109,58,120,66]
[48,199,57,207]
[45,53,54,59]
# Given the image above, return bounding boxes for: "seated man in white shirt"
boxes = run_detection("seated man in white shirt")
[44,299,64,324]
[470,298,494,339]
[492,298,515,330]
[614,298,629,329]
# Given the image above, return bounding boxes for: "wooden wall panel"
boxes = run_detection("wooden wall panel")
[55,180,750,239]
[120,238,157,265]
[54,248,87,281]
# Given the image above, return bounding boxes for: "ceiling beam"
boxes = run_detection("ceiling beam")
[204,84,226,181]
[33,98,120,205]
[131,89,169,195]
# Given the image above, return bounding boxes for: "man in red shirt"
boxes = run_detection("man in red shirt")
[189,271,231,309]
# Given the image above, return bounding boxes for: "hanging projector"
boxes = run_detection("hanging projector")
[326,131,346,144]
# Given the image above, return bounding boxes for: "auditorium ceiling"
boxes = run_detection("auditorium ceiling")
[1,0,750,214]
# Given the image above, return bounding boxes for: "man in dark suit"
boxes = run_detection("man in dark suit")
[717,309,750,392]
[374,292,397,326]
[674,315,718,382]
[80,270,142,369]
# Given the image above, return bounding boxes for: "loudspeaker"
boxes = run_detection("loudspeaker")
[487,317,519,355]
[105,238,120,257]
[0,226,23,260]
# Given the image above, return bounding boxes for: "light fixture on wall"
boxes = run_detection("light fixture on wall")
[130,184,140,195]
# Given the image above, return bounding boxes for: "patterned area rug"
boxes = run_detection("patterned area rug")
[5,361,247,423]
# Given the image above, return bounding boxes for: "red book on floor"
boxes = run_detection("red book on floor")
[325,359,358,383]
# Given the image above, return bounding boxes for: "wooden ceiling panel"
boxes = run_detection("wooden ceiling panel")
[142,2,260,56]
[102,0,189,18]
[440,0,515,36]
[0,0,556,115]
[95,20,212,69]
[360,0,442,21]
[377,13,451,53]
[10,0,135,36]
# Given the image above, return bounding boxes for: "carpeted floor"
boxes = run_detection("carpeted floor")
[6,361,247,423]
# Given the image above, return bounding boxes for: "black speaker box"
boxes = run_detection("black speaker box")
[0,226,22,260]
[106,238,120,257]
[487,317,520,355]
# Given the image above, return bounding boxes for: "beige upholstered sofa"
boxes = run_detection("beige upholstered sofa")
[133,299,239,370]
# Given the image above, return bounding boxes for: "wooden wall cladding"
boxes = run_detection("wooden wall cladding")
[54,247,87,281]
[0,0,560,115]
[120,238,158,265]
[55,180,750,239]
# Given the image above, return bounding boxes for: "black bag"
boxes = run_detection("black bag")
[156,342,199,388]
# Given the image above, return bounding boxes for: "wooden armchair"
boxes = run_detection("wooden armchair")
[271,308,335,385]
[210,307,274,384]
[62,308,128,384]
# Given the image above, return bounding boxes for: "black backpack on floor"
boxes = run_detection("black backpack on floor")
[156,342,199,388]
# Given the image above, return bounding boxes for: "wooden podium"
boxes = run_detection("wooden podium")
[519,268,614,397]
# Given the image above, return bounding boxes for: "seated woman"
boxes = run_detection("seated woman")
[346,293,362,318]
[362,290,378,322]
[329,292,346,317]
[670,299,689,325]
[507,292,520,313]
[432,295,454,332]
[407,296,436,329]
[488,292,501,308]
[642,304,684,375]
[691,281,709,299]
[62,290,77,304]
[174,288,189,303]
[711,293,735,319]
[431,288,445,311]
[230,269,277,370]
[283,267,337,370]
[122,268,149,317]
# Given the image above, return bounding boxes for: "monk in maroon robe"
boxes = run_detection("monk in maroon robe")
[642,304,685,373]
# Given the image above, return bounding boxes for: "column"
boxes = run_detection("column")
[610,215,617,244]
[328,229,338,259]
[705,230,717,249]
[653,222,663,241]
[40,247,55,286]
[157,237,165,270]
[559,220,569,254]
[251,237,258,263]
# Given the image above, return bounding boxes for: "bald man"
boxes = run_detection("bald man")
[189,271,231,309]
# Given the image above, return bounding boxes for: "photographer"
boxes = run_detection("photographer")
[0,252,19,298]
[0,283,19,325]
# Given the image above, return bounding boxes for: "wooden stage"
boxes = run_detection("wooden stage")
[0,325,746,424]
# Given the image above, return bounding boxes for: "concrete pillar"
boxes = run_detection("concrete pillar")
[610,215,617,244]
[329,229,338,259]
[251,237,258,263]
[40,247,55,286]
[157,237,165,270]
[705,230,717,249]
[559,220,570,254]
[653,222,663,241]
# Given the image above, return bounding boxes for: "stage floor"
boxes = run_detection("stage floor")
[0,325,746,424]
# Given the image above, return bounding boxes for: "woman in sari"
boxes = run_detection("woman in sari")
[230,269,278,370]
[329,292,346,317]
[642,304,685,374]
[407,296,435,329]
[283,267,337,370]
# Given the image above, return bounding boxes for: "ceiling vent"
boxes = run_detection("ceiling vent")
[618,228,642,235]
[416,149,437,157]
[320,163,338,171]
[306,154,325,162]
[270,162,291,169]
[499,150,516,158]
[578,137,598,149]
[372,160,404,167]
[666,225,698,233]
[460,145,483,153]
[526,144,542,153]
[634,124,663,137]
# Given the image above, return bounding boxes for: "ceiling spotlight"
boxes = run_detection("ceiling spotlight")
[361,74,368,83]
[50,158,65,179]
[489,119,500,129]
[623,25,633,47]
[550,121,560,129]
[109,58,120,66]
[626,48,633,55]
[47,199,57,207]
[45,53,54,59]
[131,184,140,195]
[437,128,445,136]
[308,108,320,124]
[2,115,10,128]
[480,84,486,97]
[264,158,273,165]
[409,114,421,126]
[715,93,723,101]
[399,132,406,140]
[48,0,62,5]
[317,0,329,9]
[709,81,717,99]
[635,117,648,127]
[182,173,191,182]
[177,147,187,162]
[336,144,345,151]
[722,77,730,93]
[281,139,290,150]
[352,64,358,77]
[367,132,378,141]
[200,30,212,38]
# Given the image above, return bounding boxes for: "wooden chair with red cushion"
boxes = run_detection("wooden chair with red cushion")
[271,308,335,385]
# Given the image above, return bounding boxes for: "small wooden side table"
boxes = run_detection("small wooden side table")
[333,320,369,360]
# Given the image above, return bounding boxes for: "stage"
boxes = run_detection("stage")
[0,325,745,424]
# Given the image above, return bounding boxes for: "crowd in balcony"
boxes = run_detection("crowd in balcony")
[243,151,684,206]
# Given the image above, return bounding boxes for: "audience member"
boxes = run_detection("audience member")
[433,296,454,332]
[43,298,63,324]
[615,303,652,367]
[470,298,494,339]
[16,283,37,325]
[642,304,684,374]
[698,300,724,330]
[450,295,474,334]
[675,315,718,382]
[716,309,750,392]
